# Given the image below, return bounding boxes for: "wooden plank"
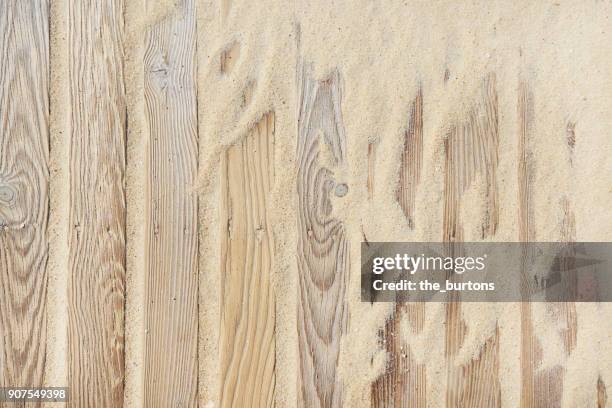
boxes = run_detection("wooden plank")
[442,74,501,407]
[559,198,577,355]
[518,80,567,407]
[0,0,49,397]
[66,0,126,406]
[518,80,539,408]
[372,88,426,407]
[219,112,276,407]
[443,74,499,243]
[296,66,348,408]
[518,83,580,407]
[396,88,423,229]
[143,0,199,405]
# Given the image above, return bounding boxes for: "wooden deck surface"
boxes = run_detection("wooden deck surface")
[0,1,610,407]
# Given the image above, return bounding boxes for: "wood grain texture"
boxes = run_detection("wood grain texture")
[66,0,126,405]
[559,198,577,355]
[296,66,348,408]
[396,88,423,229]
[566,121,576,166]
[143,0,199,405]
[0,0,49,397]
[597,376,608,408]
[372,90,426,407]
[219,113,275,408]
[446,324,500,407]
[517,81,535,246]
[442,74,501,407]
[443,74,499,243]
[518,80,539,407]
[371,304,426,408]
[518,80,566,408]
[519,100,579,407]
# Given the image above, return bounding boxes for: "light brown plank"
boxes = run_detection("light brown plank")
[143,0,199,405]
[442,74,501,407]
[0,0,49,398]
[219,113,275,407]
[66,0,126,406]
[296,66,348,408]
[396,88,423,229]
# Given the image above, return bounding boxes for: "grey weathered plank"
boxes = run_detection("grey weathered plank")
[0,0,49,401]
[219,113,276,408]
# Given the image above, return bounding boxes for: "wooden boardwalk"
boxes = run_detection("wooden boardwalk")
[0,1,610,407]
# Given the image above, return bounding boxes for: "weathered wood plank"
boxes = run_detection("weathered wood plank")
[597,376,608,408]
[143,0,199,405]
[443,74,499,243]
[519,82,580,407]
[559,198,577,355]
[219,113,275,407]
[517,80,535,246]
[66,0,126,406]
[0,0,49,398]
[296,66,348,408]
[367,141,376,200]
[372,88,426,408]
[518,79,539,408]
[396,88,423,229]
[518,80,567,408]
[442,74,501,407]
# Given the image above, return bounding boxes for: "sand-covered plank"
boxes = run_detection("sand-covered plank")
[442,74,501,407]
[518,81,578,407]
[372,88,427,407]
[143,0,199,405]
[396,88,423,229]
[296,66,348,408]
[0,0,50,394]
[219,112,276,408]
[371,304,426,408]
[66,0,127,405]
